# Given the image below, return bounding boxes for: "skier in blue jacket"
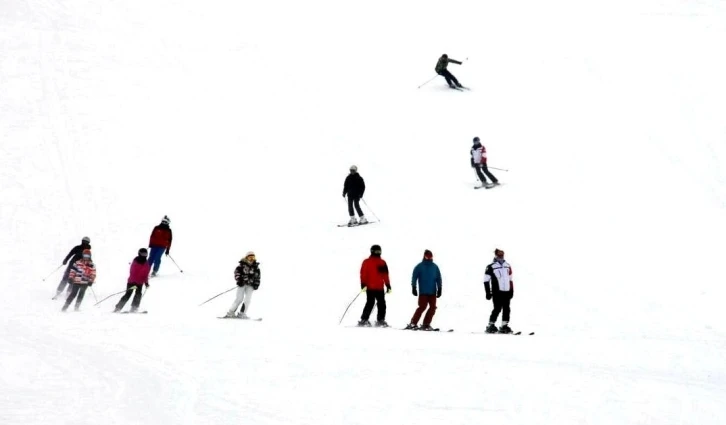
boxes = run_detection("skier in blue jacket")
[406,250,442,330]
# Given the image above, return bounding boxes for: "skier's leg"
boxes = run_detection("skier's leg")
[56,267,71,294]
[475,165,488,184]
[489,295,503,323]
[375,290,387,322]
[481,164,498,183]
[241,286,254,314]
[114,284,134,311]
[441,70,455,87]
[353,198,364,217]
[423,296,437,326]
[502,296,511,324]
[75,286,87,309]
[347,197,355,216]
[410,295,427,325]
[149,247,164,274]
[131,285,143,310]
[360,291,376,321]
[450,73,462,87]
[226,287,245,316]
[63,284,80,310]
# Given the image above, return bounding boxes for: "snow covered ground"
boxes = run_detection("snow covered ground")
[2,0,726,424]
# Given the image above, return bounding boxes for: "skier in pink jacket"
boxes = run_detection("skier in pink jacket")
[114,248,151,313]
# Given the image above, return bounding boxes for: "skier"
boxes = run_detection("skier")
[435,54,464,89]
[358,244,391,327]
[114,248,151,313]
[342,165,367,226]
[471,137,499,188]
[224,251,261,318]
[62,249,96,312]
[54,236,91,299]
[148,215,172,277]
[483,249,513,333]
[406,250,442,331]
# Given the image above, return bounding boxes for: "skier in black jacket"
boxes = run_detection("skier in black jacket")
[342,165,367,226]
[53,236,91,299]
[435,54,464,89]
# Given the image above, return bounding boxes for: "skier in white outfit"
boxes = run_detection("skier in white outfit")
[225,251,261,318]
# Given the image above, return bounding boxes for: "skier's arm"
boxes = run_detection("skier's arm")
[411,264,419,288]
[450,59,462,65]
[379,262,391,290]
[360,261,366,289]
[63,246,78,265]
[166,228,172,254]
[343,176,350,197]
[436,267,442,292]
[360,178,365,198]
[483,267,492,296]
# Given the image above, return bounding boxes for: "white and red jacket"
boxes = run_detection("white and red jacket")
[68,259,97,285]
[471,144,487,165]
[483,259,513,295]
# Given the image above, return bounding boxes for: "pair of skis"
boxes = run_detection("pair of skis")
[217,316,263,321]
[337,220,378,228]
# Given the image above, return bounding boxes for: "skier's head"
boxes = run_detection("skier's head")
[82,236,90,244]
[423,249,433,261]
[473,136,481,146]
[82,249,92,260]
[242,251,256,263]
[349,165,358,173]
[494,248,505,263]
[138,248,148,257]
[442,54,448,59]
[370,244,382,257]
[161,216,170,225]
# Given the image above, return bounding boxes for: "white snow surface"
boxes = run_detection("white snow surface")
[2,0,726,424]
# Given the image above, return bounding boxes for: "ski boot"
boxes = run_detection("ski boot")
[236,312,249,319]
[348,217,358,227]
[485,323,498,333]
[374,320,389,328]
[224,312,237,318]
[498,324,513,334]
[113,307,121,313]
[420,324,434,331]
[357,319,371,327]
[359,216,368,225]
[404,323,418,330]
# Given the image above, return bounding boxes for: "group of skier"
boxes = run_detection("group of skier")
[355,245,514,333]
[53,216,174,313]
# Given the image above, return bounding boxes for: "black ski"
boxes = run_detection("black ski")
[401,327,454,332]
[120,311,148,314]
[337,221,378,228]
[217,316,262,321]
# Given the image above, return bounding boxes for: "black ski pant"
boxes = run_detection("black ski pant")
[361,289,386,322]
[489,292,512,324]
[56,266,73,294]
[348,196,364,217]
[475,164,498,184]
[438,70,461,88]
[115,283,144,311]
[63,284,88,311]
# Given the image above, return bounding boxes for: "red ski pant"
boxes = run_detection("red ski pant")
[410,295,437,326]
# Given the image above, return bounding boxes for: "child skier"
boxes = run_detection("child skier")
[62,249,96,312]
[483,249,513,333]
[225,252,261,318]
[148,215,172,277]
[54,236,91,299]
[342,165,367,226]
[406,250,442,330]
[471,137,499,188]
[358,244,391,327]
[435,54,464,89]
[114,248,151,313]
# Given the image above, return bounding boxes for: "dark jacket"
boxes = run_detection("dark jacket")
[343,172,366,199]
[235,260,261,289]
[149,224,173,251]
[411,259,442,296]
[435,55,462,73]
[63,242,91,266]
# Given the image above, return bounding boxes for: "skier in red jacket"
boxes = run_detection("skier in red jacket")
[358,244,391,327]
[148,216,172,277]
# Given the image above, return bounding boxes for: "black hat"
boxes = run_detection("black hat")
[138,248,148,256]
[370,244,382,255]
[423,249,433,259]
[473,137,480,143]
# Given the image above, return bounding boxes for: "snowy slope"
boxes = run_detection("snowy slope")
[2,0,726,424]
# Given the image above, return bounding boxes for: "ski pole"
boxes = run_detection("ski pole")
[94,289,127,306]
[168,255,184,273]
[417,75,438,89]
[489,166,509,172]
[198,286,236,307]
[42,265,64,281]
[339,289,364,325]
[90,287,99,304]
[361,199,380,223]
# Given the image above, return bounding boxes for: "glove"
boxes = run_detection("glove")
[385,283,391,293]
[165,249,170,256]
[436,288,442,298]
[486,291,492,300]
[62,260,68,266]
[342,193,346,198]
[253,284,260,290]
[386,286,392,295]
[412,287,418,296]
[145,282,149,288]
[361,283,366,290]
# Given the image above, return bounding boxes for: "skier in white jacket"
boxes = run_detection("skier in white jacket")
[471,137,499,188]
[225,252,261,318]
[483,248,513,333]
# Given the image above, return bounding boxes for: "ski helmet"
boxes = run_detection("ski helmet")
[473,137,480,143]
[82,236,90,243]
[370,244,382,255]
[161,215,170,224]
[138,248,148,257]
[349,165,358,172]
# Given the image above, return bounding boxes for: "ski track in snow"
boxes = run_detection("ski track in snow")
[2,0,726,424]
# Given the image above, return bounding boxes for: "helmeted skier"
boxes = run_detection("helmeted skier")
[358,244,391,327]
[435,54,464,89]
[114,248,151,313]
[483,248,514,333]
[54,236,91,299]
[342,165,367,226]
[406,249,442,331]
[62,248,96,312]
[225,251,261,318]
[148,216,172,277]
[471,137,499,188]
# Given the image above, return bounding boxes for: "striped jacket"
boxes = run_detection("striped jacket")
[68,259,97,285]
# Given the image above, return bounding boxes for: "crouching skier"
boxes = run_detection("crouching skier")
[114,248,151,313]
[62,249,96,312]
[225,251,261,318]
[483,249,514,333]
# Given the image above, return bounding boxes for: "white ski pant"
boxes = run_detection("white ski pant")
[228,285,254,315]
